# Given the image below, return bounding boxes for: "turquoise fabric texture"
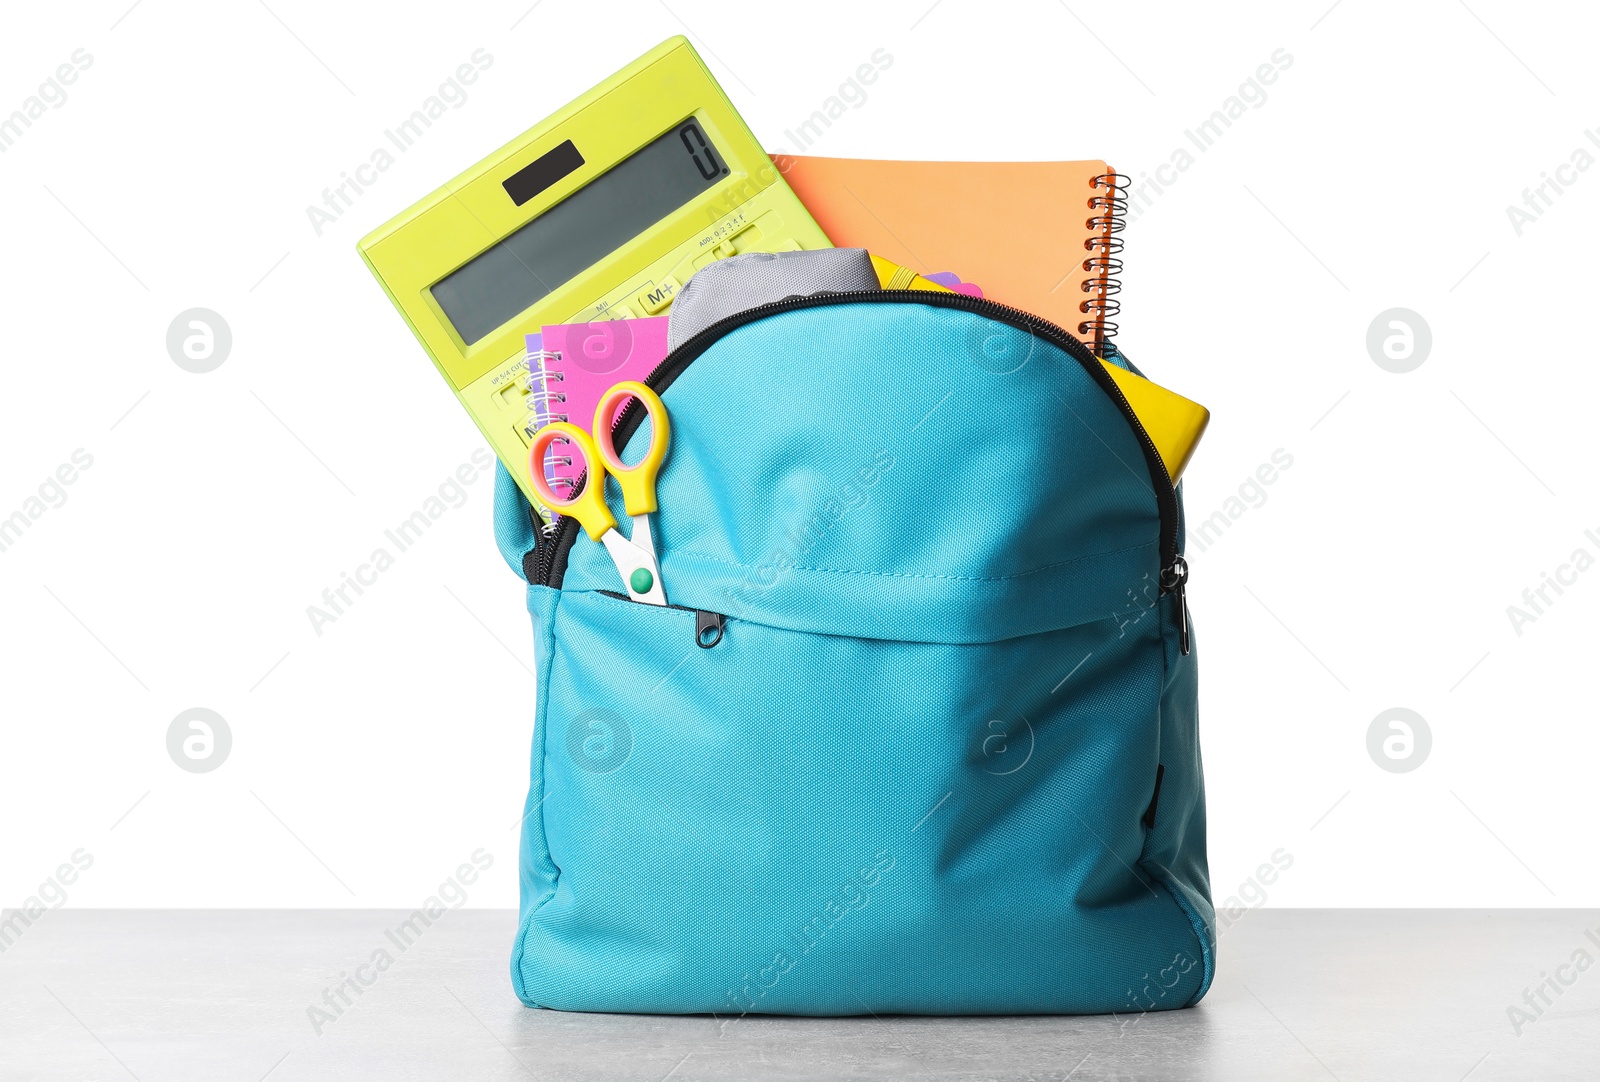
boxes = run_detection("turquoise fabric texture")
[492,299,1212,1016]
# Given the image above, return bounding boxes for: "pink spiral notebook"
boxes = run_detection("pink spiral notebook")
[528,316,671,495]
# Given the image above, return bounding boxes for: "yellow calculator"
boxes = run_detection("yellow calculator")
[358,37,832,512]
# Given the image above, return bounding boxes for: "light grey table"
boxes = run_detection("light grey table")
[1,910,1595,1080]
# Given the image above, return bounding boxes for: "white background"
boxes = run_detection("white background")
[1,0,1594,911]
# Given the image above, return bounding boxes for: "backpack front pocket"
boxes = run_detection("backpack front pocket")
[512,586,1207,1016]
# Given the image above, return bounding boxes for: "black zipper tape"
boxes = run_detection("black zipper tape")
[530,290,1181,599]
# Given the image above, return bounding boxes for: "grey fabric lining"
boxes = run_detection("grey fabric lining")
[666,248,879,349]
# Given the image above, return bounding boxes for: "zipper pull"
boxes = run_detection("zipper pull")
[694,610,725,649]
[1161,556,1190,656]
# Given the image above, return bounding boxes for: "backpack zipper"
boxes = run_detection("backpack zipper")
[595,589,726,648]
[528,290,1185,647]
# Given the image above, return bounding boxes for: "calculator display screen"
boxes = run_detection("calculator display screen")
[432,119,729,345]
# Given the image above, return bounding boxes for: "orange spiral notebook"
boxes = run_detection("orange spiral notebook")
[770,155,1124,353]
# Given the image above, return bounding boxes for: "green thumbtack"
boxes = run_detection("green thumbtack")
[630,568,654,594]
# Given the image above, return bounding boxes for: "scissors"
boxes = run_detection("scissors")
[528,380,671,606]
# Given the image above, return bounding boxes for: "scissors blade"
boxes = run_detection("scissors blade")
[599,529,667,606]
[629,512,656,564]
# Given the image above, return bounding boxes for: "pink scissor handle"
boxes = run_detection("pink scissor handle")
[591,381,670,517]
[527,422,589,510]
[526,422,617,540]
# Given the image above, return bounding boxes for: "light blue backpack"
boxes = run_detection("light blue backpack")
[492,290,1212,1016]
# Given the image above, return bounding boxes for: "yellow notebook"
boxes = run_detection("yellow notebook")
[868,254,947,292]
[1097,362,1210,483]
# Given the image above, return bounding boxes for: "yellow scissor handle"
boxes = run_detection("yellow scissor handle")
[592,381,671,517]
[527,422,617,541]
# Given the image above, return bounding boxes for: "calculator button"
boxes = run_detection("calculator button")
[494,380,527,411]
[636,276,680,314]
